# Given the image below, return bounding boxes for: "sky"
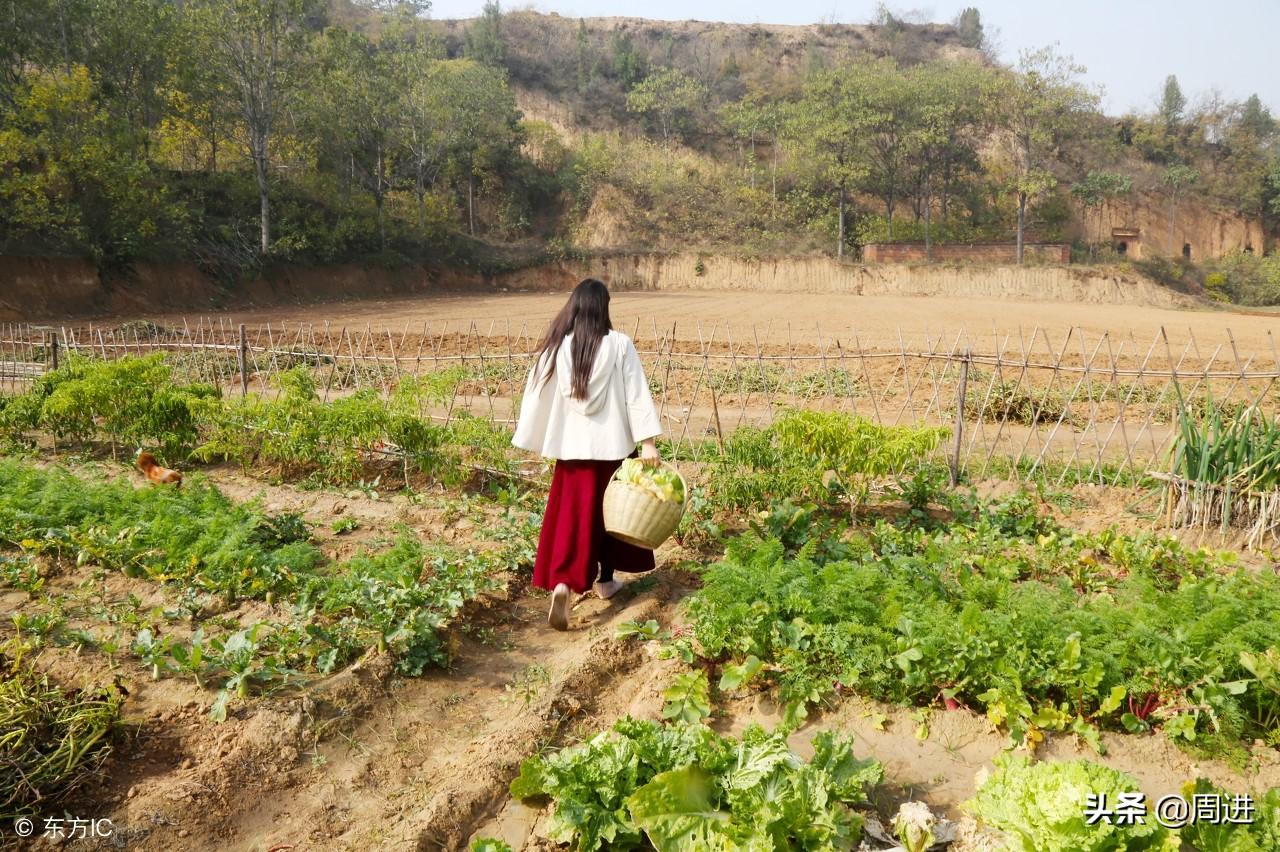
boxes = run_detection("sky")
[425,0,1279,117]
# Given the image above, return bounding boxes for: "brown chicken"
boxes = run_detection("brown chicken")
[135,451,182,486]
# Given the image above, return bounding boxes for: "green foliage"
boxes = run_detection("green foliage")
[470,840,513,852]
[2,355,217,458]
[684,496,1280,752]
[626,68,706,144]
[509,717,882,851]
[1204,251,1280,306]
[0,64,188,264]
[0,459,321,598]
[0,459,512,696]
[701,411,945,514]
[189,364,511,486]
[1179,778,1280,850]
[0,641,123,820]
[662,671,711,724]
[1173,403,1280,494]
[967,755,1177,851]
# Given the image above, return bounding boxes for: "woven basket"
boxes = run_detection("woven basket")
[602,462,688,550]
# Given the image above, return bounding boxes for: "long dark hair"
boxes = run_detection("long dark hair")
[535,278,613,400]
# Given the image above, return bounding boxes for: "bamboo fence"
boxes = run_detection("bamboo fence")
[3,317,1280,489]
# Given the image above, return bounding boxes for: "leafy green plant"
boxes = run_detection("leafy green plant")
[1179,778,1280,850]
[662,671,711,724]
[330,517,361,535]
[470,840,513,852]
[684,498,1278,751]
[509,718,882,852]
[0,459,513,702]
[616,619,665,641]
[966,755,1176,852]
[14,355,217,458]
[0,554,43,594]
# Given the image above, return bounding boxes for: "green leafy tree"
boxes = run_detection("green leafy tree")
[609,31,644,87]
[953,7,984,50]
[421,59,521,235]
[906,61,996,256]
[988,47,1098,263]
[719,92,784,198]
[626,68,705,145]
[464,0,504,66]
[307,28,402,246]
[790,67,880,257]
[188,0,315,254]
[1159,73,1185,131]
[396,39,448,232]
[0,66,185,263]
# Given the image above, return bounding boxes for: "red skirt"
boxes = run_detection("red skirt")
[532,458,656,593]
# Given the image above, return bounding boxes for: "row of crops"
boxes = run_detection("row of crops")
[2,352,1279,849]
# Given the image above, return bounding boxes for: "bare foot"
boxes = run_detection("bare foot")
[593,579,624,600]
[548,583,571,630]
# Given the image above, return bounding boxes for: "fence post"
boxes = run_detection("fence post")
[951,349,970,486]
[49,331,59,372]
[238,323,248,397]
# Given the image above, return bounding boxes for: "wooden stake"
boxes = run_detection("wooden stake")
[951,350,970,486]
[237,323,248,396]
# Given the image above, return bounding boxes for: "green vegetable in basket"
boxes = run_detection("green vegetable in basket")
[617,459,685,505]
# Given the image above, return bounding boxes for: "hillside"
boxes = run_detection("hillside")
[2,0,1278,306]
[428,12,988,131]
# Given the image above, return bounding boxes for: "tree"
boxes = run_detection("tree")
[609,32,644,87]
[574,19,592,92]
[421,59,521,235]
[190,0,315,254]
[0,65,185,262]
[626,68,705,146]
[1162,164,1198,256]
[464,0,504,66]
[855,59,922,241]
[953,7,984,50]
[1159,74,1185,131]
[1240,94,1275,138]
[906,61,995,256]
[397,40,447,232]
[789,67,876,257]
[308,28,402,247]
[721,93,787,202]
[988,47,1098,263]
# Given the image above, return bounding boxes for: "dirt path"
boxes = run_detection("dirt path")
[148,290,1280,357]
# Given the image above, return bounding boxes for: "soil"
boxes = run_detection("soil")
[4,468,1277,852]
[140,289,1280,361]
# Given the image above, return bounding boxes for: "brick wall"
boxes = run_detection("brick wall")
[863,243,1071,264]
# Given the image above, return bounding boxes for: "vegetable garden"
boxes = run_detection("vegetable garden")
[1,316,1279,851]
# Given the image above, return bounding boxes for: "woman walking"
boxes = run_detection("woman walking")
[513,279,663,630]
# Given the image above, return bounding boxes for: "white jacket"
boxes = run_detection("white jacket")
[513,330,662,460]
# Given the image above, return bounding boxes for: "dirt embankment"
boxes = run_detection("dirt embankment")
[0,256,486,322]
[523,253,1202,309]
[0,252,1201,323]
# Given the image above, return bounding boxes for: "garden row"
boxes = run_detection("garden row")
[0,455,540,819]
[677,489,1280,755]
[492,713,1280,851]
[0,355,515,486]
[0,459,537,705]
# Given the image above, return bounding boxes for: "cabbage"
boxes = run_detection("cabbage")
[617,459,685,505]
[966,755,1178,852]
